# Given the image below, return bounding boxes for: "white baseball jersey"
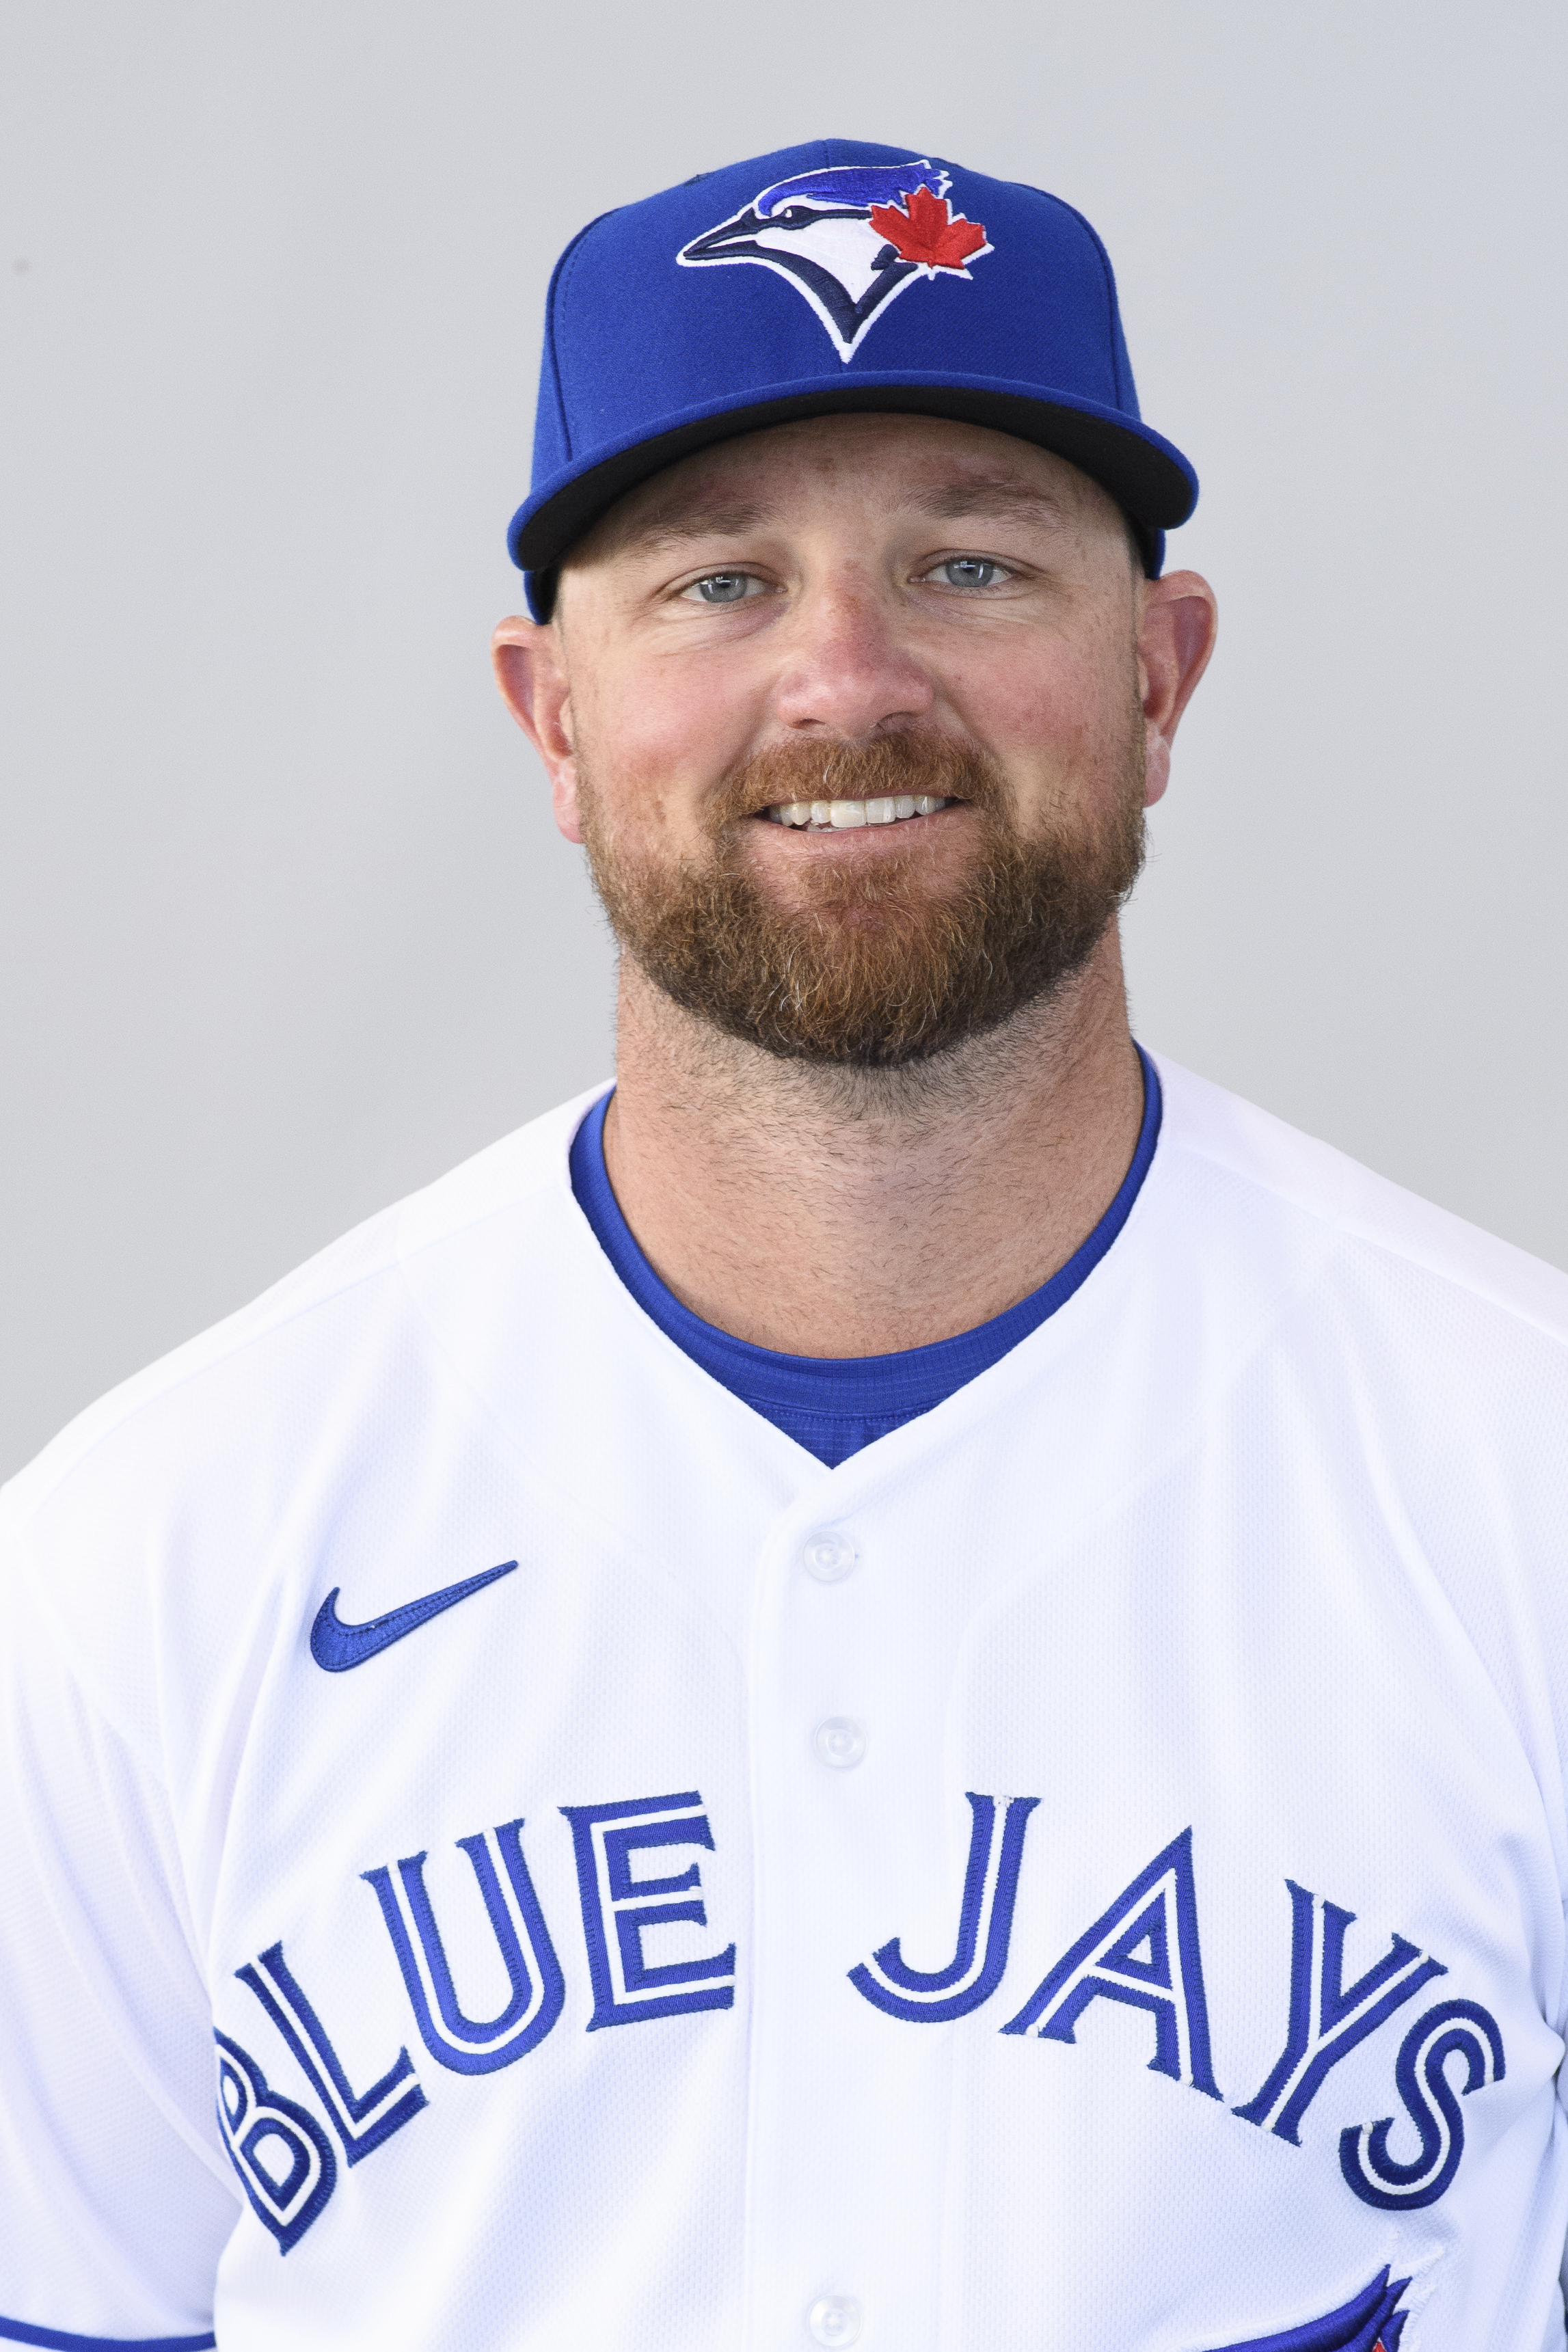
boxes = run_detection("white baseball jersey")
[2,1058,1567,2352]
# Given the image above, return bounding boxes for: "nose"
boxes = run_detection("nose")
[770,573,936,740]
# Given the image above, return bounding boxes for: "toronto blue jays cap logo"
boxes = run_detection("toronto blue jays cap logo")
[677,159,992,364]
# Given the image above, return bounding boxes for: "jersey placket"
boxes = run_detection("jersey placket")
[744,1470,977,2352]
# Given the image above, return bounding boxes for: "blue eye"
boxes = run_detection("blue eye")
[936,558,1004,589]
[692,572,753,604]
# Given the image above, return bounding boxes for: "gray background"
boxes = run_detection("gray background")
[2,1,1564,1481]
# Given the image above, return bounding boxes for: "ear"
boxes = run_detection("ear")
[1136,570,1218,808]
[491,615,583,843]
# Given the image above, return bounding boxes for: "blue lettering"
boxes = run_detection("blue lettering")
[562,1792,736,2029]
[214,2029,336,2254]
[1001,1827,1222,2098]
[364,1816,565,2074]
[850,1793,1038,2023]
[1234,1881,1446,2144]
[236,1942,427,2163]
[1340,1999,1504,2210]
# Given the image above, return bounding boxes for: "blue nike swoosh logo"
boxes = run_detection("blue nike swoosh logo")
[310,1559,519,1672]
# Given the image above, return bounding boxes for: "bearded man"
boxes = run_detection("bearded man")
[1,139,1565,2352]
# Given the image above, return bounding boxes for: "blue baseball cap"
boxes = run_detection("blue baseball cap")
[509,137,1198,618]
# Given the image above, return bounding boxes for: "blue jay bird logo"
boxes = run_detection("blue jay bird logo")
[1206,2268,1410,2352]
[677,160,992,362]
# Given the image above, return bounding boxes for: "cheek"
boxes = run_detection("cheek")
[573,663,757,850]
[975,639,1137,809]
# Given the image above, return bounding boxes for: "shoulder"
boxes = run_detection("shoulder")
[1148,1060,1568,1808]
[5,1085,609,1524]
[1152,1053,1568,1356]
[0,1086,611,1732]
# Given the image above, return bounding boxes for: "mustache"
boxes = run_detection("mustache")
[707,733,1011,833]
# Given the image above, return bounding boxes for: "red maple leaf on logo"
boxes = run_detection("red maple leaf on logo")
[869,184,988,273]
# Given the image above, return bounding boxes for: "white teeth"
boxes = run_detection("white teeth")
[760,792,952,828]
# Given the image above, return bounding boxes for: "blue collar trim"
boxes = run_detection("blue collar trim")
[570,1047,1161,1429]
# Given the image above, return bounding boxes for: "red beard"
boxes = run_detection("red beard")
[580,730,1146,1069]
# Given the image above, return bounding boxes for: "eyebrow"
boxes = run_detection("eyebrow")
[909,477,1074,527]
[601,473,1076,561]
[601,498,776,556]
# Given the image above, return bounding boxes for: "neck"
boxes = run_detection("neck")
[599,928,1146,1357]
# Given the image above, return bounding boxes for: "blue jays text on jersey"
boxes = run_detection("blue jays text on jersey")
[1,1060,1567,2351]
[208,1780,1506,2260]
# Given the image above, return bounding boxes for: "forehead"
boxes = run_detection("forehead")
[567,412,1122,569]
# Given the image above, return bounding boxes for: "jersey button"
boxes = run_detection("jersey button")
[802,1532,856,1581]
[807,2296,863,2345]
[813,1716,867,1769]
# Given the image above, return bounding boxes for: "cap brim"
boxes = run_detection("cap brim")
[509,375,1196,604]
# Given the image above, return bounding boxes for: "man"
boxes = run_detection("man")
[0,137,1564,2352]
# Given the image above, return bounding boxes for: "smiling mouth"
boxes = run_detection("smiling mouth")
[760,794,954,831]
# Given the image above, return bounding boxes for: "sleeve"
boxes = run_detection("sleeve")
[0,1528,238,2349]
